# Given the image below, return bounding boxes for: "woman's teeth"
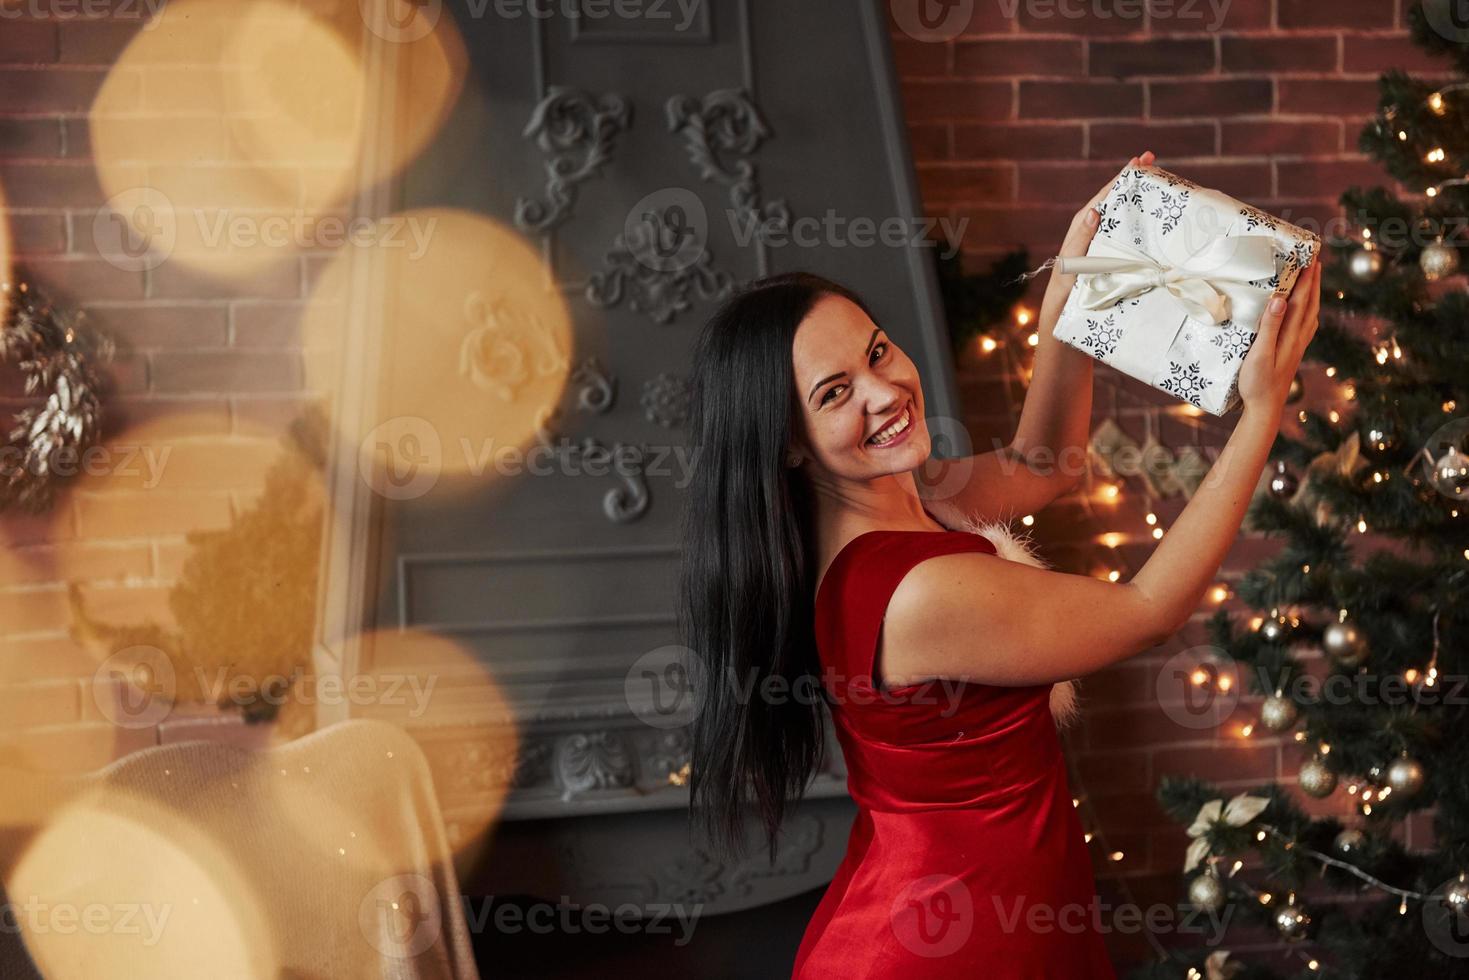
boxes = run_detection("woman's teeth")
[868,404,911,446]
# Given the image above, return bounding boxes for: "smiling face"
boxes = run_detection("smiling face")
[789,293,931,479]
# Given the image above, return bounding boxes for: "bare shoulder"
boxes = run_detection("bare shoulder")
[881,545,1169,687]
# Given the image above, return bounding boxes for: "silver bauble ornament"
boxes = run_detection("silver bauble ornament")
[1324,619,1368,667]
[1188,870,1226,912]
[1420,240,1460,281]
[1273,897,1311,942]
[1268,460,1299,499]
[1430,445,1469,499]
[1333,828,1366,854]
[1349,247,1384,281]
[1386,754,1425,798]
[1443,874,1469,918]
[1299,757,1337,798]
[1261,693,1299,732]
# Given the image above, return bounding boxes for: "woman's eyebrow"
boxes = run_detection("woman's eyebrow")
[806,328,882,404]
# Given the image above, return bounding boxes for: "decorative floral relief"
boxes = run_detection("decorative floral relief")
[515,87,632,233]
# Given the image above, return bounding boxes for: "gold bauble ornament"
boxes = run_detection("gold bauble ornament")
[1420,240,1460,281]
[1188,869,1226,912]
[1299,756,1337,798]
[1260,692,1299,732]
[1386,753,1425,798]
[1324,618,1368,667]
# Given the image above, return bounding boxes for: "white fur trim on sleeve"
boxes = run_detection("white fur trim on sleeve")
[942,508,1083,730]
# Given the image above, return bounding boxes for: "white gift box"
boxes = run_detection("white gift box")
[1053,164,1321,416]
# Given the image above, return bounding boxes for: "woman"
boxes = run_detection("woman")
[676,151,1323,977]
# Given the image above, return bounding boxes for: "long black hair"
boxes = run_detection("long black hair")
[678,271,878,867]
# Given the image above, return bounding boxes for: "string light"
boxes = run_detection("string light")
[978,335,998,353]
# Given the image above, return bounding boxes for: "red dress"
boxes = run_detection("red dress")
[791,521,1117,979]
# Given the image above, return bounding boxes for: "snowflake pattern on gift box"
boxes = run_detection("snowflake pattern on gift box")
[1159,359,1210,406]
[1208,319,1252,362]
[1248,248,1290,291]
[1237,204,1280,233]
[1159,171,1200,191]
[1078,313,1124,358]
[1150,189,1189,234]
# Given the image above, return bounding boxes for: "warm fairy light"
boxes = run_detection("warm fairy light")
[1329,410,1341,422]
[1427,186,1439,197]
[1380,786,1393,799]
[1357,518,1368,533]
[1248,615,1264,631]
[1363,803,1373,815]
[1398,130,1408,140]
[1259,892,1272,903]
[1325,366,1337,377]
[1320,742,1330,754]
[1106,569,1121,583]
[1343,383,1356,400]
[1100,531,1125,548]
[1084,832,1094,842]
[1302,563,1311,573]
[1027,332,1039,347]
[1445,400,1457,413]
[1016,307,1032,326]
[1348,784,1359,794]
[1021,514,1034,526]
[1152,527,1164,540]
[1392,339,1402,359]
[1217,674,1232,693]
[1429,91,1446,113]
[1109,850,1124,862]
[1240,723,1254,737]
[1405,668,1420,683]
[1145,512,1158,525]
[1373,471,1384,483]
[1294,731,1307,742]
[1427,147,1446,163]
[1072,797,1080,807]
[1308,959,1320,971]
[1298,410,1309,422]
[1190,668,1209,686]
[1256,831,1267,842]
[1230,860,1243,875]
[1210,585,1229,602]
[1100,483,1122,500]
[1399,897,1408,914]
[979,335,998,353]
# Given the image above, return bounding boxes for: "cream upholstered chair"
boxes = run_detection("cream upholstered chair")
[1,718,479,980]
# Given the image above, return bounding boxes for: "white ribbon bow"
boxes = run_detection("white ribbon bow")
[1183,792,1270,872]
[1058,233,1278,325]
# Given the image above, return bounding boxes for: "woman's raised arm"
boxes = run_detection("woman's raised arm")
[881,260,1322,689]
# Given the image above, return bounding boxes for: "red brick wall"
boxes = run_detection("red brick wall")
[0,8,322,766]
[890,0,1452,966]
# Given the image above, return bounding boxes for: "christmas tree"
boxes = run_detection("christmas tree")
[1137,5,1469,977]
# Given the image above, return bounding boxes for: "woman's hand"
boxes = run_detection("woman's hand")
[1037,150,1156,337]
[1236,258,1322,417]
